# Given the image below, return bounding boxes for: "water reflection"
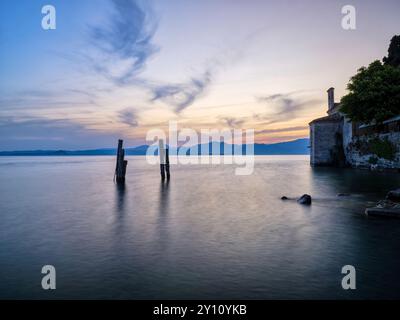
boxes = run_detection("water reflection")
[113,182,127,238]
[159,180,170,216]
[2,156,400,299]
[156,180,170,248]
[115,182,127,218]
[311,167,399,199]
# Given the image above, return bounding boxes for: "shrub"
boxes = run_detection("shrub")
[368,155,378,164]
[340,60,400,124]
[368,137,397,160]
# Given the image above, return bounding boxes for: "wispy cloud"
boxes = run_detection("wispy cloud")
[255,125,308,135]
[88,0,158,86]
[255,92,321,124]
[148,30,254,114]
[221,117,245,128]
[0,116,122,150]
[150,70,212,113]
[117,108,139,127]
[0,89,99,111]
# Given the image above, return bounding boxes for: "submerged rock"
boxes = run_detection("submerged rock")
[365,200,400,218]
[386,188,400,202]
[297,194,312,205]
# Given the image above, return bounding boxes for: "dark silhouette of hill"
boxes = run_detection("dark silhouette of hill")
[0,138,309,156]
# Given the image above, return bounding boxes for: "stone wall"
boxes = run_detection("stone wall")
[342,117,353,161]
[310,120,343,166]
[345,131,400,170]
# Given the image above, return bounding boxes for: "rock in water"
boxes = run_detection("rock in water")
[297,194,312,205]
[386,188,400,202]
[365,200,400,218]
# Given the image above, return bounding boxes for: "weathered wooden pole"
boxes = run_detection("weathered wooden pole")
[115,139,128,183]
[165,148,170,180]
[159,139,166,180]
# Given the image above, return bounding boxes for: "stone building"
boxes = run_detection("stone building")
[309,88,348,166]
[309,88,400,169]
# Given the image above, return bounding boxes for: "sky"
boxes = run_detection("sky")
[0,0,399,150]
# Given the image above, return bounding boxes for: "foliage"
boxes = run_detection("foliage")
[368,155,378,165]
[354,136,397,161]
[340,60,400,123]
[368,137,397,160]
[383,35,400,68]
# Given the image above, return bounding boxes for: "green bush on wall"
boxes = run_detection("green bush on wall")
[368,137,397,160]
[368,155,379,164]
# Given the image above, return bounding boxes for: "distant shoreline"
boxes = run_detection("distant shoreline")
[0,153,310,157]
[0,138,310,156]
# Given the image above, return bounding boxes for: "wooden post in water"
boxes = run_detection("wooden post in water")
[159,139,166,180]
[165,148,170,180]
[115,139,128,183]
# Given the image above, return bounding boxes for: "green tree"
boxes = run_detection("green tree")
[383,35,400,68]
[340,60,400,123]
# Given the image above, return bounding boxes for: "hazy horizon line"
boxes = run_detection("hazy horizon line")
[0,137,309,153]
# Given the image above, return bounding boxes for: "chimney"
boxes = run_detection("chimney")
[327,87,335,111]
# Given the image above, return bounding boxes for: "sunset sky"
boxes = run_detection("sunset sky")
[0,0,399,150]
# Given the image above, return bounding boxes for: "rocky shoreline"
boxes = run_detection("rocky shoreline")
[282,188,400,218]
[365,188,400,218]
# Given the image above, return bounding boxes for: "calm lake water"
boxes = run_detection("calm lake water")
[0,155,400,299]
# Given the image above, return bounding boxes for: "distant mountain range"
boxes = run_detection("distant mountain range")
[0,138,310,156]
